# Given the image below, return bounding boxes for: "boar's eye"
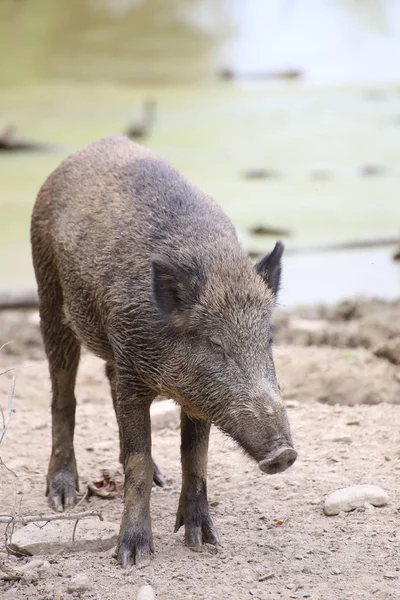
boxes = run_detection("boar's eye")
[209,338,226,357]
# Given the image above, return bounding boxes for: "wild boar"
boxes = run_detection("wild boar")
[30,135,296,567]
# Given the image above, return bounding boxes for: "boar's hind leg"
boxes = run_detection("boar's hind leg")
[39,280,80,512]
[115,379,156,568]
[105,361,166,487]
[174,411,220,549]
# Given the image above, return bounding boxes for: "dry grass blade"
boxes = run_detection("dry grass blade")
[0,341,13,353]
[0,375,16,443]
[0,367,15,378]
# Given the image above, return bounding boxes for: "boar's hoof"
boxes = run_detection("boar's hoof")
[116,533,154,568]
[258,447,297,475]
[186,522,220,551]
[46,457,79,512]
[174,509,220,550]
[152,460,166,487]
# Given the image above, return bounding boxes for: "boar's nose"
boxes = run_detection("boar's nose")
[258,447,297,475]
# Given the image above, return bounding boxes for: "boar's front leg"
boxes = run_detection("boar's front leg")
[174,411,220,549]
[105,361,165,487]
[115,379,155,568]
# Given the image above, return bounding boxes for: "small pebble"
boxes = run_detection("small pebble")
[67,573,91,593]
[309,498,320,505]
[53,587,63,600]
[38,560,52,578]
[324,485,389,516]
[137,585,156,600]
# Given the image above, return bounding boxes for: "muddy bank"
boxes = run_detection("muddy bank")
[274,298,400,351]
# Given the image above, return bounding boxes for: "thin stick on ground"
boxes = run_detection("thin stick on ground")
[0,509,103,525]
[74,488,89,510]
[71,489,91,545]
[0,561,23,582]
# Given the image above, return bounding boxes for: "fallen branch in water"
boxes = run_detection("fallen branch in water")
[0,289,38,310]
[289,237,399,253]
[0,126,55,153]
[249,237,400,260]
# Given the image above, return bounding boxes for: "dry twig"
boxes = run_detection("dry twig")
[0,560,22,582]
[0,509,103,525]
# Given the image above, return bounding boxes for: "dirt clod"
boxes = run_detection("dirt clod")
[67,573,91,593]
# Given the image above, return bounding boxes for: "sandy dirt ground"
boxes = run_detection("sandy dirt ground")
[0,299,399,600]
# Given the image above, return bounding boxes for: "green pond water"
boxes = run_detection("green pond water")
[0,0,399,305]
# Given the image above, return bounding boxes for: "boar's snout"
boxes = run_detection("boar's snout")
[258,446,297,475]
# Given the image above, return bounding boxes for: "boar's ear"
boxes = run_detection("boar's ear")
[255,241,284,298]
[151,255,205,322]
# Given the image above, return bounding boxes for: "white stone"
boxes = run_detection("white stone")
[12,518,119,556]
[68,573,91,593]
[137,585,156,600]
[324,485,389,516]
